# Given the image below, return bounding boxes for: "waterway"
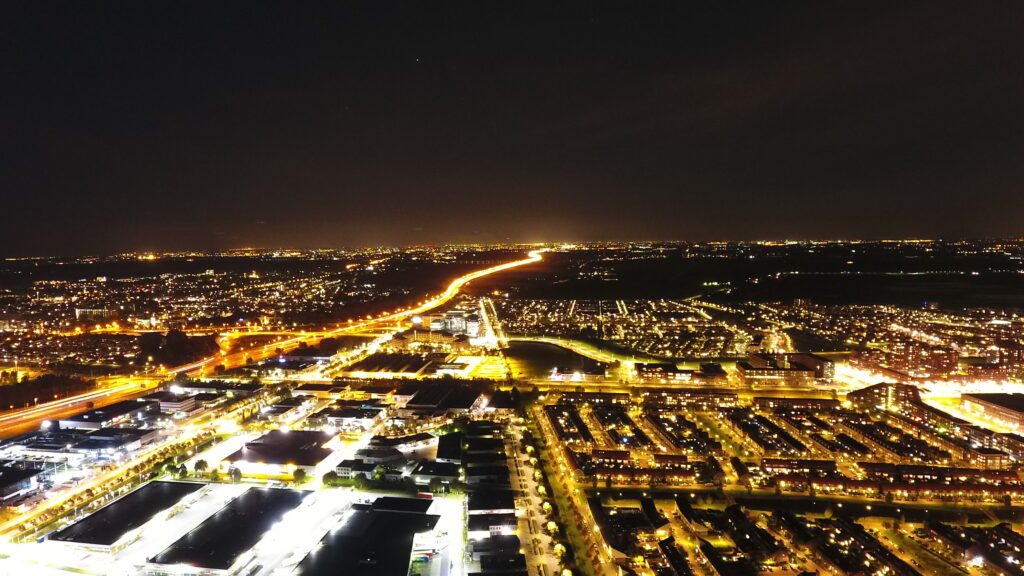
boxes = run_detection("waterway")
[504,341,605,380]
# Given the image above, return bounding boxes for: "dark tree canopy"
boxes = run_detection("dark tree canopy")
[138,329,220,366]
[0,374,93,408]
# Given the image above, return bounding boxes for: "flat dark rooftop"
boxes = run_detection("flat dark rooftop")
[193,393,224,403]
[441,388,482,410]
[466,465,510,475]
[480,553,527,572]
[335,398,384,408]
[348,353,432,375]
[295,383,336,392]
[20,429,90,451]
[63,399,158,423]
[148,487,307,570]
[465,452,507,465]
[88,427,153,440]
[356,384,397,395]
[225,429,334,467]
[49,481,202,546]
[142,390,190,402]
[966,393,1024,414]
[471,534,521,554]
[466,437,504,452]
[468,513,517,531]
[436,432,464,461]
[369,432,434,447]
[370,496,434,514]
[297,505,439,576]
[467,489,516,512]
[412,460,461,477]
[465,420,502,437]
[73,438,133,451]
[0,465,42,488]
[406,385,452,407]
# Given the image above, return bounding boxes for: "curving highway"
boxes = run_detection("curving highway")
[170,248,547,375]
[0,249,547,437]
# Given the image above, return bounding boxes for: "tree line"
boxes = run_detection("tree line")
[0,373,94,409]
[138,329,220,367]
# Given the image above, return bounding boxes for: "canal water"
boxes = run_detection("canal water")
[504,341,606,380]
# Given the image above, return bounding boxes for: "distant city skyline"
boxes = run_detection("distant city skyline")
[6,237,1024,260]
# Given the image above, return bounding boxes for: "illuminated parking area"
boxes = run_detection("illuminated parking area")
[425,496,466,576]
[0,555,73,576]
[248,489,356,574]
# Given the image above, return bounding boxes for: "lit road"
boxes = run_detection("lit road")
[0,249,546,438]
[0,376,161,439]
[170,248,547,376]
[0,249,546,540]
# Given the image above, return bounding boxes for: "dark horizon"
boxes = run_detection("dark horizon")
[7,235,1024,261]
[3,1,1023,256]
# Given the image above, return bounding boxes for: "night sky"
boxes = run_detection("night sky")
[2,2,1023,255]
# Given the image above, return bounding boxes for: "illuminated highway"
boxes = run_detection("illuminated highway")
[0,249,548,541]
[171,248,547,375]
[0,376,161,439]
[0,249,546,439]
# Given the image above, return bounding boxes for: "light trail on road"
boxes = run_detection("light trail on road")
[0,377,162,438]
[173,248,547,375]
[0,249,548,540]
[0,249,547,438]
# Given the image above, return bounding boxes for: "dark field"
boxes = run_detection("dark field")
[466,243,1024,311]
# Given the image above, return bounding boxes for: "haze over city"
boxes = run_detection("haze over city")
[3,2,1024,255]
